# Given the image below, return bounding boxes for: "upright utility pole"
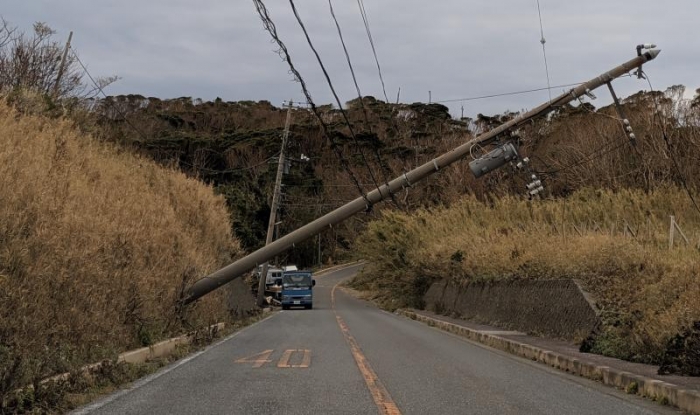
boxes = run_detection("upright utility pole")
[317,234,321,267]
[53,31,73,98]
[317,204,322,267]
[184,48,661,305]
[256,100,293,306]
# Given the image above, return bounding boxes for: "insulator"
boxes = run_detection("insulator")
[516,157,530,169]
[529,186,545,196]
[623,119,630,126]
[629,133,636,140]
[526,180,542,190]
[625,126,633,132]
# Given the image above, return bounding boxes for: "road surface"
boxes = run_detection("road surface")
[74,264,678,414]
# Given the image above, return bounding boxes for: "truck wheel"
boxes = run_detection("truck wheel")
[305,304,313,310]
[282,305,289,310]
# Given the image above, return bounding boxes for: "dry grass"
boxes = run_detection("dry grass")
[0,100,242,411]
[352,187,700,364]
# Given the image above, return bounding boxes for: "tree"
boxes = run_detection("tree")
[0,18,117,100]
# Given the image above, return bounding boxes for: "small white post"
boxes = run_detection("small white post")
[674,219,689,245]
[669,215,675,249]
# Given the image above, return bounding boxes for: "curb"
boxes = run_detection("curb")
[398,309,700,415]
[33,322,227,387]
[118,322,225,364]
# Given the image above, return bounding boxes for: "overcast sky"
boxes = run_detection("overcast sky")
[4,0,698,118]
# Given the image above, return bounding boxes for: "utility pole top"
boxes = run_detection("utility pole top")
[53,31,73,98]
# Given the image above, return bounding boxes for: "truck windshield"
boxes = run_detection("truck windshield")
[282,274,312,288]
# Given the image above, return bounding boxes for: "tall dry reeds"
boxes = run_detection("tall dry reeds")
[353,187,700,364]
[0,100,241,405]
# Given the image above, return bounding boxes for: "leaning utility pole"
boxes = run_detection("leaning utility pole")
[53,31,73,98]
[256,100,293,306]
[184,47,661,305]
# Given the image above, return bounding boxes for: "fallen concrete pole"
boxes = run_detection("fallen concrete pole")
[184,48,661,305]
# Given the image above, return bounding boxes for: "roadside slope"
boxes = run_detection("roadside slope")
[0,101,242,411]
[351,188,700,370]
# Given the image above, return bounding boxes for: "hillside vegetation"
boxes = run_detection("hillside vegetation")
[0,100,241,411]
[89,85,700,268]
[91,96,472,266]
[351,187,700,369]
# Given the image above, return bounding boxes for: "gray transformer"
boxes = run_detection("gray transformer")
[469,143,519,178]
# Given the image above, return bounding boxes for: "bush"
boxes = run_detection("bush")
[0,100,241,409]
[353,188,700,365]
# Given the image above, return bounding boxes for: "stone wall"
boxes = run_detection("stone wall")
[424,278,599,341]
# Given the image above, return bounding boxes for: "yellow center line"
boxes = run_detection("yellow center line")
[332,282,402,415]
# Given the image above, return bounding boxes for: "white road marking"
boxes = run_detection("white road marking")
[70,312,278,414]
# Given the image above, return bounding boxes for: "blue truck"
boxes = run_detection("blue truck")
[279,270,315,310]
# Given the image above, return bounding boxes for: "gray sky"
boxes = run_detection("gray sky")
[4,0,699,118]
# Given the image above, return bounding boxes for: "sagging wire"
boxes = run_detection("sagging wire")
[327,0,401,209]
[252,0,372,208]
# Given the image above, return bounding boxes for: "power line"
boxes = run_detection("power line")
[536,0,552,101]
[576,90,648,166]
[179,153,280,174]
[71,51,150,139]
[435,82,582,104]
[532,98,638,177]
[643,71,700,216]
[356,0,389,103]
[338,0,444,177]
[327,0,400,209]
[328,0,363,111]
[70,46,151,142]
[535,139,629,176]
[282,203,346,208]
[288,0,384,202]
[287,183,377,188]
[253,0,371,207]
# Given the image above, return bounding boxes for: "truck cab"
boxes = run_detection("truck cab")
[280,271,315,310]
[254,265,283,286]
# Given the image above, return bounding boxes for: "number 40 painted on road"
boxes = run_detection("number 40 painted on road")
[235,349,311,368]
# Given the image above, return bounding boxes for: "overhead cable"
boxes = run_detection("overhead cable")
[327,0,401,209]
[356,0,389,103]
[252,0,371,206]
[436,82,582,104]
[289,0,384,202]
[536,0,553,102]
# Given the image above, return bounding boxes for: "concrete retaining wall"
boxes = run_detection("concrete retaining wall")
[424,278,599,341]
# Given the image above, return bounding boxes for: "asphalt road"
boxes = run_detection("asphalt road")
[74,264,678,415]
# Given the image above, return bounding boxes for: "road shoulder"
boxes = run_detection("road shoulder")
[398,308,700,415]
